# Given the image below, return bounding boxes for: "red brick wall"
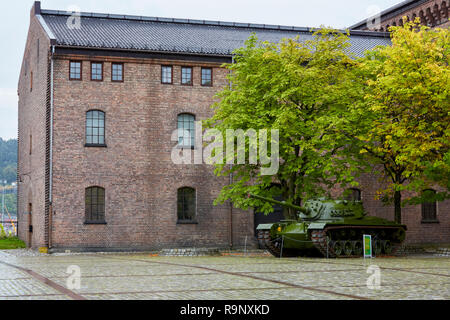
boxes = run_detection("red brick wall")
[17,9,51,249]
[50,57,254,250]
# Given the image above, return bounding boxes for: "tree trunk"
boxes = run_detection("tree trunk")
[394,190,401,224]
[282,206,297,221]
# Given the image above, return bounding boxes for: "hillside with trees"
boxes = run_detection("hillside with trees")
[0,138,17,184]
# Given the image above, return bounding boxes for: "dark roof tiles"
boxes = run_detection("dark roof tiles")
[40,11,391,57]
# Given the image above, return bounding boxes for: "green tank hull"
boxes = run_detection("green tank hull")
[252,195,407,258]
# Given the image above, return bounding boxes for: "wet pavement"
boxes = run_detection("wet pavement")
[0,250,448,300]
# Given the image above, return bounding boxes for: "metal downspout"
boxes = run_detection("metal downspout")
[48,45,54,249]
[229,55,234,249]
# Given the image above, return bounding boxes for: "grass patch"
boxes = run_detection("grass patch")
[0,237,26,250]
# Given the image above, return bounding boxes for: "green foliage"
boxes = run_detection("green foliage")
[0,224,6,239]
[351,20,449,222]
[0,138,17,184]
[0,237,26,249]
[204,29,367,219]
[332,201,366,218]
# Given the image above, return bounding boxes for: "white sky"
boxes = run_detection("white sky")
[0,0,401,140]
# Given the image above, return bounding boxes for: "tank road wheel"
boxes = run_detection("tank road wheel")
[331,241,343,257]
[343,241,353,256]
[373,240,382,256]
[352,241,363,256]
[382,240,392,255]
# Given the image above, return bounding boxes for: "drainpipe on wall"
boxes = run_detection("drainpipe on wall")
[48,45,54,249]
[229,166,233,250]
[229,55,235,250]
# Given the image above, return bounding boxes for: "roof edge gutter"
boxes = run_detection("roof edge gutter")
[53,45,235,59]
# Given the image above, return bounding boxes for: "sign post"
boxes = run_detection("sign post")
[363,234,372,259]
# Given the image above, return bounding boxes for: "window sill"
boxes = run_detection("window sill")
[176,145,196,150]
[85,144,107,148]
[84,221,107,225]
[177,220,198,225]
[421,220,439,224]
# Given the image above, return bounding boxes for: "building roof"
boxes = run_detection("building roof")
[349,0,427,30]
[38,6,391,58]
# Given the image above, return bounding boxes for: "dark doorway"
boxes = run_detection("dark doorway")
[254,193,285,237]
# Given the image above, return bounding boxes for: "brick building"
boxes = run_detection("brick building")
[350,0,449,31]
[18,1,449,251]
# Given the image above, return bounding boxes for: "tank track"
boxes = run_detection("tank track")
[311,225,404,258]
[259,225,404,258]
[257,229,286,257]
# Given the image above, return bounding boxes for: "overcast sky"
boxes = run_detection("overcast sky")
[0,0,401,140]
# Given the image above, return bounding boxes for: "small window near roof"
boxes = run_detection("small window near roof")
[201,68,212,86]
[70,61,82,80]
[181,67,193,85]
[161,66,173,84]
[111,63,123,82]
[91,62,103,81]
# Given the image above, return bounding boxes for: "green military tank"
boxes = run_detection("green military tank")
[251,194,407,258]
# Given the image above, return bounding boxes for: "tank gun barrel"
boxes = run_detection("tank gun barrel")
[248,193,310,215]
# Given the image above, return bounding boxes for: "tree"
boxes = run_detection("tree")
[352,20,450,223]
[204,29,366,219]
[0,138,17,184]
[2,165,16,184]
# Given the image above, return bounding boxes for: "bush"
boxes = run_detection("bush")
[0,224,6,240]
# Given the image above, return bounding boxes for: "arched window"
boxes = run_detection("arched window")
[421,189,437,222]
[432,4,440,23]
[177,113,195,148]
[419,10,426,24]
[85,187,106,223]
[86,110,105,146]
[344,188,361,202]
[177,187,196,222]
[426,8,435,26]
[442,2,449,19]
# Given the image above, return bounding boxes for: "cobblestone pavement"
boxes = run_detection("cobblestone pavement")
[0,250,448,300]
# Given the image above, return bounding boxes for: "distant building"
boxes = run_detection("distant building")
[18,1,449,251]
[350,0,450,31]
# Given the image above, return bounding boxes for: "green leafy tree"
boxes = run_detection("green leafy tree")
[0,138,17,184]
[204,29,366,219]
[352,20,449,223]
[1,165,16,184]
